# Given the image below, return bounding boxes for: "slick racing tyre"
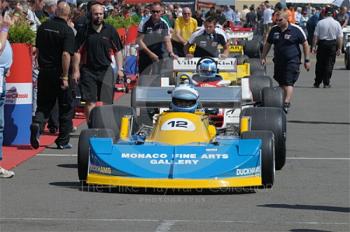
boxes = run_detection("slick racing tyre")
[244,39,261,58]
[241,130,275,188]
[345,47,350,70]
[235,54,250,65]
[88,105,137,140]
[249,75,272,104]
[249,58,266,76]
[241,107,286,170]
[262,87,284,108]
[78,128,115,184]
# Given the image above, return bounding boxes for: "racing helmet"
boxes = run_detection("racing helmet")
[177,73,191,84]
[196,58,217,78]
[170,85,199,113]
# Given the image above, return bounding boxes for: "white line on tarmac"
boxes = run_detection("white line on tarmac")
[36,154,350,161]
[154,220,175,232]
[287,157,350,160]
[0,217,348,226]
[37,153,77,157]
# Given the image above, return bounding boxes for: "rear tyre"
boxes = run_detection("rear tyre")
[262,87,284,108]
[345,47,350,70]
[241,107,286,170]
[249,58,266,76]
[244,39,261,58]
[78,128,115,184]
[241,130,275,187]
[249,75,272,104]
[235,54,250,65]
[89,105,137,140]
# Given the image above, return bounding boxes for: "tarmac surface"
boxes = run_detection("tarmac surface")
[0,54,349,232]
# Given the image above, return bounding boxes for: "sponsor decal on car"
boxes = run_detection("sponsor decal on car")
[120,153,229,165]
[90,164,112,175]
[236,167,261,176]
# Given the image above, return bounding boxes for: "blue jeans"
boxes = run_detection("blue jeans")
[0,68,7,160]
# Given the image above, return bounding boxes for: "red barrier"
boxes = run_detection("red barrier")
[117,28,126,45]
[4,43,33,145]
[8,43,32,83]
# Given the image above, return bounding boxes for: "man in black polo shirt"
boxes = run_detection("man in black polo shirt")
[185,16,229,58]
[30,1,75,149]
[72,1,124,120]
[261,10,310,113]
[137,2,177,74]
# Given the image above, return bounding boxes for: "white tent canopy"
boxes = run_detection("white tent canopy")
[285,0,333,3]
[286,0,349,6]
[332,0,350,7]
[197,0,235,5]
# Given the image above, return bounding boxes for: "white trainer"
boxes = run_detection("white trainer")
[0,167,15,178]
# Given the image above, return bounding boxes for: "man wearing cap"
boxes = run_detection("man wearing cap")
[312,7,343,88]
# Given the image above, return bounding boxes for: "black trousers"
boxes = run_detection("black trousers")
[315,40,337,85]
[33,68,74,146]
[47,100,59,130]
[138,51,163,75]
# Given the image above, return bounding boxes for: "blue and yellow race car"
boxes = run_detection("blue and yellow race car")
[78,84,285,189]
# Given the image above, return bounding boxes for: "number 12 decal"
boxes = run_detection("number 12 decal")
[161,118,195,131]
[167,120,188,128]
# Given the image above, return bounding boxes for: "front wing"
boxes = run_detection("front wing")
[86,138,263,189]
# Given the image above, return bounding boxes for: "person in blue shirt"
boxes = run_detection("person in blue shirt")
[306,8,320,51]
[0,11,15,178]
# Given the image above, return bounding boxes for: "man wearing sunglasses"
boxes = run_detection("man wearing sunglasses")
[137,3,177,75]
[261,10,310,113]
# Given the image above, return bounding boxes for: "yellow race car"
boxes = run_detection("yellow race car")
[78,83,286,190]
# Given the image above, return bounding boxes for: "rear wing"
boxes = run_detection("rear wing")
[131,86,242,108]
[173,58,237,72]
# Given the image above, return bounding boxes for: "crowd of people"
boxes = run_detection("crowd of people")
[0,0,348,178]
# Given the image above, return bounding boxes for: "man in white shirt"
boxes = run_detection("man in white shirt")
[263,3,273,40]
[240,5,249,24]
[312,7,343,88]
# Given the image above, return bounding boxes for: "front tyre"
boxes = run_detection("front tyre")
[241,130,275,188]
[241,107,286,170]
[78,129,115,184]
